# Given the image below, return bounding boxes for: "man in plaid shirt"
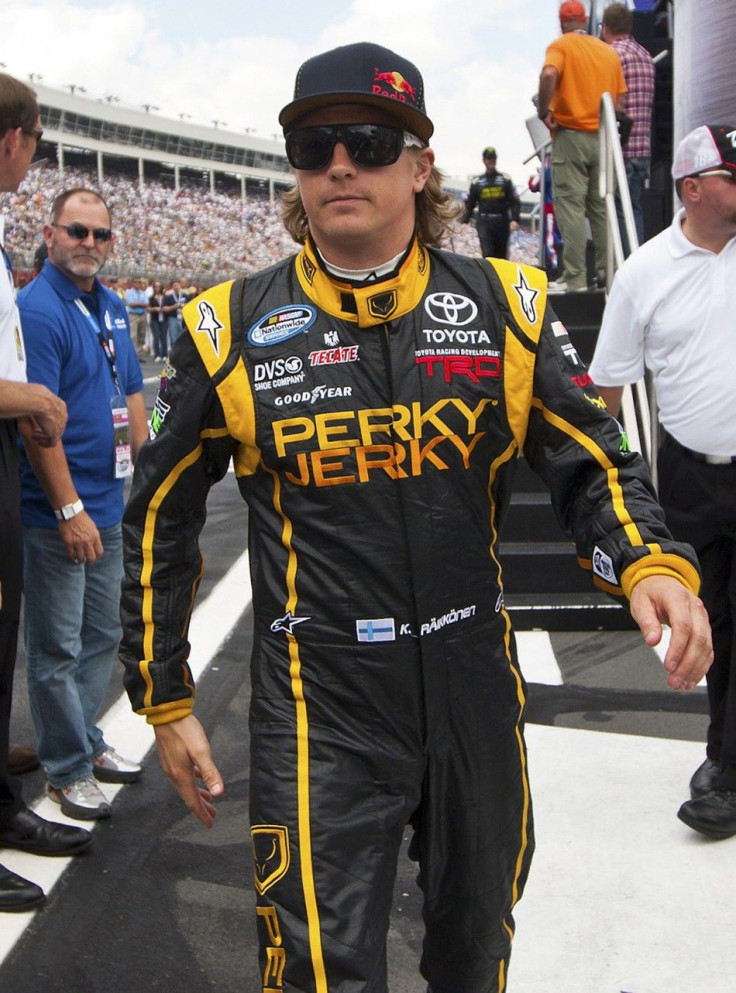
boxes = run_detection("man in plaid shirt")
[602,3,655,251]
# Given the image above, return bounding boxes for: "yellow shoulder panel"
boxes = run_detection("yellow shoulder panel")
[486,259,547,345]
[182,281,235,378]
[484,260,547,452]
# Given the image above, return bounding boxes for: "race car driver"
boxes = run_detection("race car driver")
[460,146,521,258]
[119,41,712,993]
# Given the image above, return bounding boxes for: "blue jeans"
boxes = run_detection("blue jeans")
[615,156,649,257]
[168,315,183,345]
[23,523,123,787]
[152,318,168,358]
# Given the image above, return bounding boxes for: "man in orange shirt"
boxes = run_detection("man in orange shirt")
[537,0,626,292]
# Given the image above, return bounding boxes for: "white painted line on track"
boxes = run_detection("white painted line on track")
[512,724,736,993]
[0,549,252,963]
[515,630,563,685]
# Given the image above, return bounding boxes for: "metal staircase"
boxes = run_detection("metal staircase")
[501,289,636,632]
[503,8,675,632]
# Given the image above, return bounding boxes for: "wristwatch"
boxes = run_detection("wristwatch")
[54,498,84,521]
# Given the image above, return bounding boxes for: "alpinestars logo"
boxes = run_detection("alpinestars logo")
[513,269,538,324]
[270,611,310,635]
[195,300,224,356]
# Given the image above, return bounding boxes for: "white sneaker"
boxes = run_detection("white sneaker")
[548,279,587,294]
[47,777,112,820]
[93,746,142,783]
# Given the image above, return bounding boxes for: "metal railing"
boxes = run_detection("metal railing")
[598,92,659,486]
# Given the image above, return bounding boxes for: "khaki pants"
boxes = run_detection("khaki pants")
[129,312,147,350]
[551,128,608,290]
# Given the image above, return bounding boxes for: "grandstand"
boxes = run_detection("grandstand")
[1,81,539,284]
[31,81,292,200]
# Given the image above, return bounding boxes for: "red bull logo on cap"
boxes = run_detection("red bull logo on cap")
[373,68,417,105]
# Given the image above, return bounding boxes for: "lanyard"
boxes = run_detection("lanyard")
[74,297,122,394]
[2,246,14,293]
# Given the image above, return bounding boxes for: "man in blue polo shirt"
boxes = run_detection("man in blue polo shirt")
[18,188,148,820]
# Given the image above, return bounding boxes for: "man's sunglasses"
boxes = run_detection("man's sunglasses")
[23,127,44,143]
[51,222,113,242]
[284,123,425,171]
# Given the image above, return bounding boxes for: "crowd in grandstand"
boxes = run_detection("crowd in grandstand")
[3,164,540,286]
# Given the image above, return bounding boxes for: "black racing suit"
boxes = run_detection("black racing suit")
[461,170,521,259]
[120,240,700,993]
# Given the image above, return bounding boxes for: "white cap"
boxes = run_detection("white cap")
[672,124,736,180]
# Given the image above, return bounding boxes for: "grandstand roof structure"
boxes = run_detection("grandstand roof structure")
[33,81,294,200]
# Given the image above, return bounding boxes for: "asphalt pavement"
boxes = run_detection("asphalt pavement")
[2,360,733,993]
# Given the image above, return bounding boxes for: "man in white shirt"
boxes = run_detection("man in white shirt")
[590,123,736,839]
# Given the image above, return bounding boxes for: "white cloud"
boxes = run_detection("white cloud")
[0,0,560,186]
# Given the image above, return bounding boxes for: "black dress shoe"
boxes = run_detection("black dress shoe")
[689,757,722,799]
[7,743,40,775]
[0,806,92,856]
[0,864,46,913]
[677,789,736,840]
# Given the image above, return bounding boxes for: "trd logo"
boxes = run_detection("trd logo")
[571,373,593,388]
[415,353,502,383]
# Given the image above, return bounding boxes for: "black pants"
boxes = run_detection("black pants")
[0,420,23,829]
[477,216,511,260]
[658,433,736,789]
[249,632,534,993]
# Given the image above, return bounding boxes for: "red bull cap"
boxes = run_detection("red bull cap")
[279,41,433,142]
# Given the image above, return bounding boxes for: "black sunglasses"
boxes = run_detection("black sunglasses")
[51,222,113,243]
[284,123,425,171]
[23,127,44,143]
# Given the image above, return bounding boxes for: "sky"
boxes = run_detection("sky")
[0,0,563,189]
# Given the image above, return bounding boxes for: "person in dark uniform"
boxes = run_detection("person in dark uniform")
[461,146,521,258]
[119,42,712,993]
